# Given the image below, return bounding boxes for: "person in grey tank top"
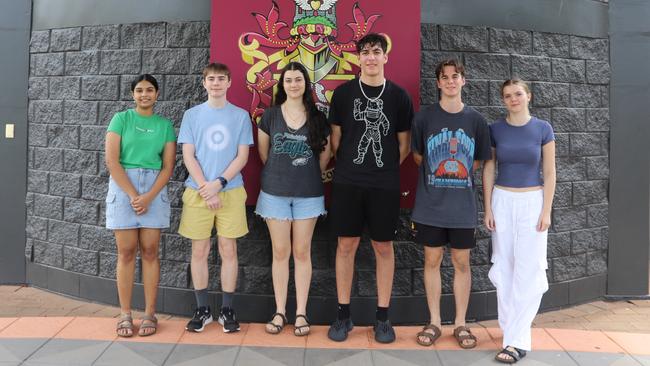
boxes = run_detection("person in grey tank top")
[483,79,557,364]
[255,62,331,336]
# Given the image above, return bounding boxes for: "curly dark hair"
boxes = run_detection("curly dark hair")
[273,62,329,152]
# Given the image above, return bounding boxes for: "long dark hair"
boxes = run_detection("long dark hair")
[130,74,159,91]
[274,62,329,152]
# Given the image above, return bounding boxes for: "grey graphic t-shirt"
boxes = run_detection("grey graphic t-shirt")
[259,106,326,197]
[411,104,491,228]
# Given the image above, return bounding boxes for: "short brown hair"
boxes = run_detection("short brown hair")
[435,58,465,80]
[500,78,531,97]
[202,62,231,80]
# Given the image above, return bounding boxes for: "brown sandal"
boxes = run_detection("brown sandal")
[138,314,158,337]
[416,324,442,346]
[116,313,134,338]
[453,325,477,349]
[265,313,287,335]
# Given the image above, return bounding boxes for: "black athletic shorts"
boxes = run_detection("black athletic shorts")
[412,222,476,249]
[329,182,400,242]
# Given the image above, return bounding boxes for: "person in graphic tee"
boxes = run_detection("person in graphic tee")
[411,59,491,349]
[255,62,331,337]
[105,74,176,337]
[327,33,414,344]
[178,63,253,334]
[483,79,556,364]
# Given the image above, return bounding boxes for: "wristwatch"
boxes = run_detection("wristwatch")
[216,176,228,188]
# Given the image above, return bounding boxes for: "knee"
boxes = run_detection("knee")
[118,247,137,263]
[452,257,470,274]
[372,242,394,259]
[272,246,291,262]
[191,246,210,262]
[424,256,442,271]
[140,245,159,262]
[219,242,237,263]
[293,246,311,263]
[337,242,357,257]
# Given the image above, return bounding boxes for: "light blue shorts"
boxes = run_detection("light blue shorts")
[255,191,326,220]
[105,168,170,230]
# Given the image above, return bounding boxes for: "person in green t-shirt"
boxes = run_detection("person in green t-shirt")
[105,74,176,338]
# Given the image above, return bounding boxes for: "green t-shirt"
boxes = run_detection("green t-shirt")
[107,109,176,169]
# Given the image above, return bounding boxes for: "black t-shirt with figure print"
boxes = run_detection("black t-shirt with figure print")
[328,78,414,190]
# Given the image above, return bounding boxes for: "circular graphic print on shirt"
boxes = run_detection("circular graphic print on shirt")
[204,124,231,151]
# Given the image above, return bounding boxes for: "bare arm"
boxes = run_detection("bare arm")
[182,143,208,188]
[258,129,270,165]
[198,144,250,200]
[412,151,423,166]
[105,132,138,199]
[538,141,556,231]
[397,130,411,164]
[330,124,341,159]
[319,135,332,173]
[482,148,497,231]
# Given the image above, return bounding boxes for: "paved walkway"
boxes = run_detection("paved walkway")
[1,285,650,365]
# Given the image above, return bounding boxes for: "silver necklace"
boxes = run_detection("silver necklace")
[281,104,306,133]
[358,78,386,102]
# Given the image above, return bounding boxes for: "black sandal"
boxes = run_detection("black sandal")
[495,347,527,364]
[294,314,311,337]
[265,312,287,334]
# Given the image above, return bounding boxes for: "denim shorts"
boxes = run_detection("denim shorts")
[255,190,326,220]
[105,168,170,230]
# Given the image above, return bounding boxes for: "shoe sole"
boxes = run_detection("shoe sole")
[218,317,240,333]
[185,317,213,332]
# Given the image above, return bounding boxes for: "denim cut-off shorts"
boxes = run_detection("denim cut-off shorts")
[105,168,170,230]
[255,190,326,220]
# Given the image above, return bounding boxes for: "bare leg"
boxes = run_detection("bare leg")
[451,248,474,348]
[114,229,139,337]
[265,219,292,331]
[218,236,238,293]
[138,228,161,336]
[335,236,360,304]
[418,246,444,344]
[190,239,211,290]
[292,218,317,330]
[371,240,394,308]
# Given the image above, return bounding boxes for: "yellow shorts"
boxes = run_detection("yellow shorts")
[178,186,248,240]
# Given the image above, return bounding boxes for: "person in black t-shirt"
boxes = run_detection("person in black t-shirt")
[327,33,414,344]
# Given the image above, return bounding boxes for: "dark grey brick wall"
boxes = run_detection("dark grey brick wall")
[26,21,609,308]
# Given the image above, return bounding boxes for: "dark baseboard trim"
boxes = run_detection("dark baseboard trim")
[27,262,607,325]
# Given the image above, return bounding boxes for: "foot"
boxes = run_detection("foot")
[327,318,353,342]
[185,306,213,332]
[138,314,158,337]
[294,314,311,337]
[416,324,442,346]
[218,307,240,333]
[375,159,383,167]
[373,319,395,343]
[353,156,364,164]
[495,346,527,364]
[265,313,287,334]
[116,313,133,338]
[453,325,477,349]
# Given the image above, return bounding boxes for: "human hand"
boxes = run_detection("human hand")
[205,195,222,210]
[131,193,153,216]
[484,210,495,231]
[198,180,221,200]
[537,212,551,232]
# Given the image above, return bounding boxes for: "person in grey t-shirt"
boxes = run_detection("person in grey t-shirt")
[255,62,331,337]
[411,59,491,349]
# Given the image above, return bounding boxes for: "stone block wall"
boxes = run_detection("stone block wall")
[25,21,609,319]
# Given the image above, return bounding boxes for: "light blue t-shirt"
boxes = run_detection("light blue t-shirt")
[178,101,253,191]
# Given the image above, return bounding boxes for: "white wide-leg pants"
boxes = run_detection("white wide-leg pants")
[488,187,549,351]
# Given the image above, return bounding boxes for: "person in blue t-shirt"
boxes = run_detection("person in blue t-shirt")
[178,63,254,334]
[483,79,556,364]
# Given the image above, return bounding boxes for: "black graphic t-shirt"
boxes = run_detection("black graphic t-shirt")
[411,104,491,228]
[259,106,328,197]
[328,78,414,190]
